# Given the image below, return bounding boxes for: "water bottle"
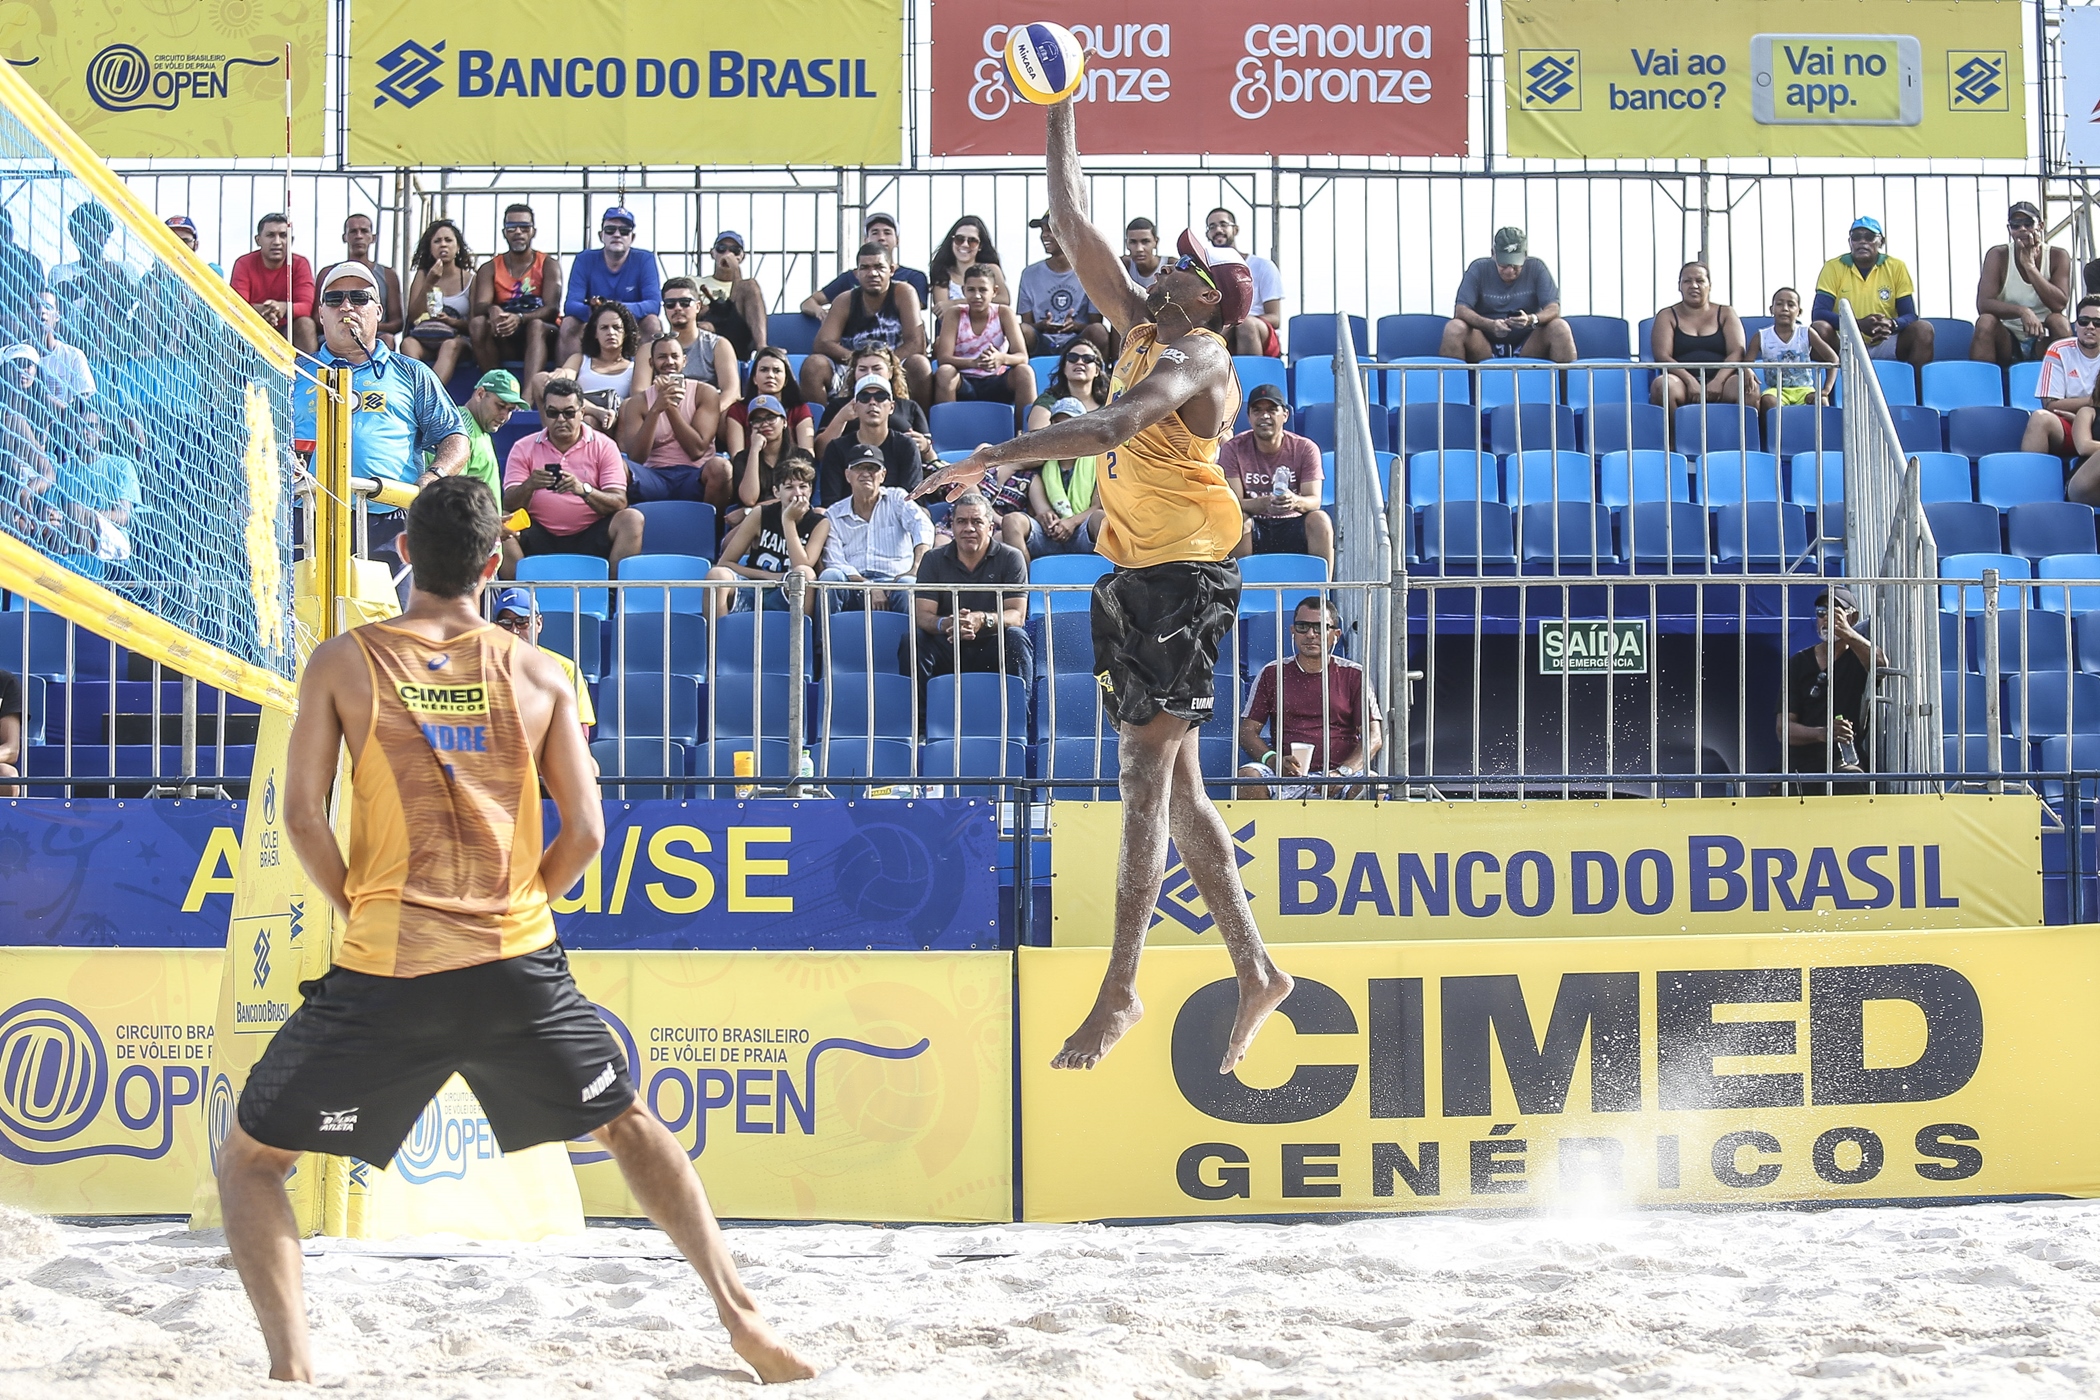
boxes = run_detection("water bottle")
[426,285,443,320]
[1271,466,1293,503]
[1837,737,1861,770]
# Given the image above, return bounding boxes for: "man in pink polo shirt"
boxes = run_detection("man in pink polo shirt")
[499,374,645,576]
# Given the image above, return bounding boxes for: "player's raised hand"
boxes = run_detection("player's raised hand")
[911,448,994,503]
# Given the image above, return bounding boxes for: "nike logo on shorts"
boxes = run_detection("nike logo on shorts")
[1156,627,1188,644]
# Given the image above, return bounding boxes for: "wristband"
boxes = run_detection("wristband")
[1261,750,1278,769]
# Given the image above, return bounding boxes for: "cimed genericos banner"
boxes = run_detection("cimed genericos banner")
[1502,0,2025,159]
[930,0,1468,157]
[350,0,903,166]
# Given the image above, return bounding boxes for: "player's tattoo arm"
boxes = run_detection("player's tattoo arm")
[1045,100,1147,334]
[283,639,355,919]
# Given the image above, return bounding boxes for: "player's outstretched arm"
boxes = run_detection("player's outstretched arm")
[521,647,605,898]
[284,637,356,919]
[1046,98,1147,335]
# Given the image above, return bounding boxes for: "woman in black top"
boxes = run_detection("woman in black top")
[1649,260,1748,413]
[1780,586,1887,795]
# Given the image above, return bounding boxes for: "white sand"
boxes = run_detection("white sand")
[4,1200,2100,1398]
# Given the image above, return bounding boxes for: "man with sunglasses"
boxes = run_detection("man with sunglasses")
[559,205,662,363]
[818,371,929,504]
[655,276,738,399]
[2019,293,2100,499]
[915,98,1291,1079]
[1236,596,1380,800]
[499,377,645,575]
[696,229,768,362]
[471,202,562,385]
[1974,201,2071,368]
[1812,216,1933,368]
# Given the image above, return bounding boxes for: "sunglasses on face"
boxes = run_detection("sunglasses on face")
[1291,621,1331,633]
[953,233,980,244]
[321,289,377,308]
[503,222,533,232]
[542,406,580,420]
[713,244,741,255]
[601,226,631,237]
[494,614,533,631]
[1174,254,1218,291]
[856,391,892,404]
[662,297,696,308]
[2079,318,2100,329]
[1065,354,1100,367]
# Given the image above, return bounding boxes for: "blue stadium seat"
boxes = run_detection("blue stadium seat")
[1915,452,1975,503]
[0,610,87,680]
[1564,315,1634,360]
[1873,359,1920,406]
[704,673,808,739]
[618,554,715,613]
[1767,405,1844,460]
[1713,503,1810,570]
[1377,314,1448,360]
[1890,405,1943,454]
[1391,401,1482,458]
[1290,356,1351,406]
[1486,403,1578,455]
[1284,315,1367,364]
[919,738,1028,796]
[1508,450,1594,507]
[1636,316,1656,361]
[1518,502,1616,569]
[1927,317,1976,361]
[2034,735,2100,805]
[1673,402,1757,457]
[1382,358,1471,412]
[1977,452,2067,510]
[537,612,606,682]
[767,313,822,356]
[2009,360,2045,412]
[818,737,917,796]
[1475,360,1559,409]
[1620,501,1710,568]
[1699,451,1784,507]
[2077,612,2100,675]
[1028,554,1113,618]
[1941,611,1972,673]
[823,609,909,674]
[2037,554,2100,613]
[1976,609,2076,674]
[1034,737,1120,800]
[929,401,1017,452]
[1790,452,1844,510]
[1418,502,1517,571]
[2002,670,2100,738]
[631,500,718,555]
[516,557,611,619]
[1233,355,1287,394]
[1583,402,1669,455]
[925,673,1030,741]
[591,739,691,800]
[1032,670,1109,744]
[1599,450,1693,507]
[1948,406,2031,461]
[1238,554,1330,614]
[1922,501,2003,557]
[1939,552,2031,611]
[1941,671,1992,735]
[594,673,701,742]
[1563,365,1655,411]
[1921,361,2007,412]
[2008,502,2097,562]
[711,611,811,674]
[606,612,705,679]
[1291,401,1389,453]
[1407,450,1499,507]
[1945,734,2028,779]
[1027,608,1096,678]
[1030,355,1061,390]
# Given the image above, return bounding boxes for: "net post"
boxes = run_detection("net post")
[313,366,356,642]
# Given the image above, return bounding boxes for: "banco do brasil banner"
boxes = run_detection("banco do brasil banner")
[350,0,902,166]
[930,0,1468,157]
[0,0,325,158]
[1502,0,2025,159]
[1050,795,2040,944]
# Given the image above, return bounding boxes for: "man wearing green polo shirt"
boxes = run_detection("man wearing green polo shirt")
[457,369,530,510]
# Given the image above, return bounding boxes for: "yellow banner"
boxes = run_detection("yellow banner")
[1049,795,2040,944]
[569,951,1013,1222]
[349,0,903,167]
[0,949,220,1214]
[1502,0,2025,158]
[1020,930,2100,1221]
[0,0,324,158]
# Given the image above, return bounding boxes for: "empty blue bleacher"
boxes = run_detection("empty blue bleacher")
[1583,402,1669,455]
[632,500,718,555]
[821,737,918,796]
[1940,552,2031,611]
[2007,502,2097,562]
[1518,502,1616,569]
[595,673,701,742]
[1032,671,1109,743]
[1768,405,1844,460]
[2079,613,2100,675]
[1713,503,1810,570]
[1564,365,1655,411]
[1600,450,1693,507]
[1233,356,1288,395]
[920,738,1027,796]
[1034,737,1120,799]
[1377,314,1448,360]
[1408,450,1499,507]
[2010,360,2046,412]
[1621,501,1710,569]
[1949,406,2030,461]
[1941,671,1993,735]
[1976,609,2075,674]
[1475,360,1560,409]
[1890,404,1943,454]
[1674,402,1757,457]
[1700,451,1785,506]
[704,673,809,739]
[516,557,611,618]
[1487,403,1578,455]
[826,672,914,739]
[712,611,811,674]
[1873,360,1919,406]
[2003,670,2100,738]
[1392,401,1482,457]
[1294,401,1390,453]
[591,739,691,800]
[1238,554,1331,613]
[925,673,1029,741]
[929,400,1017,452]
[1926,317,1976,362]
[1978,453,2066,511]
[619,554,715,613]
[0,610,121,679]
[1383,358,1471,411]
[768,314,823,356]
[1789,452,1844,510]
[1508,450,1594,507]
[1923,501,2003,557]
[1564,315,1634,360]
[2037,554,2100,613]
[1915,452,1975,503]
[1284,315,1367,364]
[607,612,705,679]
[1419,501,1517,570]
[1921,361,2006,412]
[825,610,909,673]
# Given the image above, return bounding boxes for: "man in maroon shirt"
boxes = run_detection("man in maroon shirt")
[1237,595,1382,799]
[229,213,316,352]
[1221,383,1332,573]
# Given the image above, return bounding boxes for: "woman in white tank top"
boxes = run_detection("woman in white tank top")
[529,301,634,432]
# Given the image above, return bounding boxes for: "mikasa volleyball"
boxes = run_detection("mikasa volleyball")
[1004,21,1086,104]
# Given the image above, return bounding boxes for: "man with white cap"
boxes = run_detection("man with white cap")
[915,97,1292,1079]
[818,371,930,504]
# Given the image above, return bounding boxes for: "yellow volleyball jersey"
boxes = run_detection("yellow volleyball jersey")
[1095,324,1245,568]
[338,621,556,978]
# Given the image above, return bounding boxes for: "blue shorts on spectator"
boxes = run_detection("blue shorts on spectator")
[1026,516,1094,556]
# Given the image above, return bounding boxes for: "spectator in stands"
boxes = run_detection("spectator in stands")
[620,334,730,507]
[229,213,315,353]
[0,209,46,340]
[489,587,595,739]
[459,370,528,511]
[1812,216,1933,367]
[694,230,768,362]
[145,219,220,342]
[470,203,561,385]
[650,275,739,401]
[927,216,1010,318]
[1017,216,1108,359]
[1973,202,2071,368]
[0,664,18,796]
[803,243,932,407]
[799,212,930,320]
[724,347,816,456]
[50,202,141,360]
[818,443,932,613]
[1222,383,1332,573]
[35,401,140,578]
[1024,398,1104,558]
[729,393,794,517]
[0,346,53,486]
[705,450,828,620]
[162,215,221,275]
[560,206,661,361]
[2018,295,2100,499]
[1237,595,1382,799]
[1026,342,1109,429]
[1439,227,1575,363]
[1781,585,1885,795]
[322,214,404,346]
[500,376,643,576]
[1123,217,1163,290]
[816,344,931,454]
[535,301,635,433]
[1649,261,1749,412]
[30,291,93,410]
[819,372,930,503]
[1206,207,1285,357]
[933,264,1036,429]
[1751,287,1836,410]
[912,491,1033,693]
[401,218,475,387]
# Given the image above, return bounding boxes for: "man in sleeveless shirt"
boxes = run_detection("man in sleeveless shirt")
[1972,201,2072,368]
[916,98,1292,1076]
[218,479,813,1385]
[471,202,563,386]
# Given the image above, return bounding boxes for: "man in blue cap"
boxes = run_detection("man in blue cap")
[1812,216,1933,369]
[560,204,662,362]
[490,585,596,740]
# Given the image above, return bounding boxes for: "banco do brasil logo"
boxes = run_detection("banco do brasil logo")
[85,43,278,113]
[376,40,447,109]
[1518,50,1580,110]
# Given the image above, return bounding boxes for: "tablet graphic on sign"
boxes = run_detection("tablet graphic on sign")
[1750,34,1922,124]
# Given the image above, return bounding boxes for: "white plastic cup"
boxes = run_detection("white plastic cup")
[1290,743,1314,772]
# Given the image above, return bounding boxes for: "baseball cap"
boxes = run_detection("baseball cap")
[1247,383,1288,409]
[475,370,529,407]
[164,214,197,235]
[320,261,381,294]
[852,373,894,398]
[1,343,36,363]
[1849,215,1884,238]
[1493,227,1528,267]
[747,393,786,418]
[863,211,897,232]
[844,443,887,470]
[1028,212,1053,229]
[1049,396,1088,419]
[490,586,536,618]
[1172,228,1255,327]
[711,230,745,251]
[2009,201,2042,224]
[1813,585,1856,611]
[600,206,636,229]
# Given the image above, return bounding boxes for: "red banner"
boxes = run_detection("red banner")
[929,1,1470,157]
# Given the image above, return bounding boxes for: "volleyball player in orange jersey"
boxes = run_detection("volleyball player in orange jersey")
[919,97,1292,1073]
[216,478,813,1385]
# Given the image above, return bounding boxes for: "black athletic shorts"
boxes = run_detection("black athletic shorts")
[236,943,634,1168]
[1091,559,1240,727]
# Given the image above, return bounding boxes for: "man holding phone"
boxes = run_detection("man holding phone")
[499,376,645,575]
[1438,226,1575,363]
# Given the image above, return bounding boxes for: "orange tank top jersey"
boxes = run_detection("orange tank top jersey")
[1095,323,1244,568]
[339,622,556,978]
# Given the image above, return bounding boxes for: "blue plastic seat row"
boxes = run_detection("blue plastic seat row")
[1398,448,1849,510]
[1411,501,1814,571]
[1938,552,2100,612]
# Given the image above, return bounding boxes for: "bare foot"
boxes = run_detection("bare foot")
[1050,993,1142,1069]
[730,1318,818,1383]
[1220,966,1293,1074]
